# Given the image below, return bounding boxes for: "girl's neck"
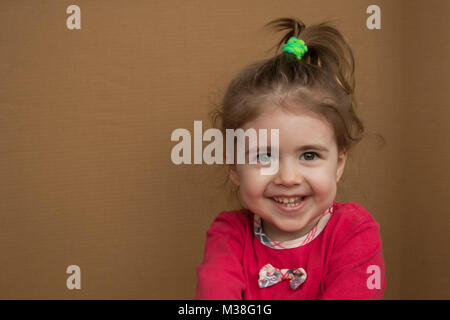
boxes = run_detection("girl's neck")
[261,215,322,242]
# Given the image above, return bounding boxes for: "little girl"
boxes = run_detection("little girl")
[195,17,385,300]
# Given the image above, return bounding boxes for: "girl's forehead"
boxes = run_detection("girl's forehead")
[241,108,337,149]
[243,108,332,133]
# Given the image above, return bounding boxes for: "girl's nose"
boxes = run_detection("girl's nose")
[272,160,303,186]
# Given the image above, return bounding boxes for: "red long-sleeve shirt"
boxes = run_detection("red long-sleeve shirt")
[195,201,385,299]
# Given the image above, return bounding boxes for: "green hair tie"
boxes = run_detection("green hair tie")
[281,37,308,60]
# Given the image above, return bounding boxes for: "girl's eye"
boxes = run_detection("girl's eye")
[300,152,319,161]
[256,153,273,164]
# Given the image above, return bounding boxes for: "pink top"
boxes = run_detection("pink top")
[195,201,385,300]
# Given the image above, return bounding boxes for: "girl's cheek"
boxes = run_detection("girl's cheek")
[239,162,277,184]
[240,171,268,193]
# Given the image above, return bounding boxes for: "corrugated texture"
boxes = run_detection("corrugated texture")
[0,0,448,299]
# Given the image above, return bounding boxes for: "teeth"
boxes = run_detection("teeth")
[273,196,303,204]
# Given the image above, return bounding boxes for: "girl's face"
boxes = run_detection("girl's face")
[229,107,347,242]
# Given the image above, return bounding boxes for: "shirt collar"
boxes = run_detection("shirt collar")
[254,202,335,249]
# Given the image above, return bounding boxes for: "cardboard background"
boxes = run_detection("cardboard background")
[0,0,449,299]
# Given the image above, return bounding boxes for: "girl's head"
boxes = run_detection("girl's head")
[211,17,364,241]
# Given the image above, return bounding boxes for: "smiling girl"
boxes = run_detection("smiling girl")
[195,17,385,300]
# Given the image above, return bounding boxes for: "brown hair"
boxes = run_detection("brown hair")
[210,17,366,202]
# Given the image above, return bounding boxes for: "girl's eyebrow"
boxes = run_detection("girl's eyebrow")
[246,146,271,155]
[245,144,329,154]
[297,144,329,152]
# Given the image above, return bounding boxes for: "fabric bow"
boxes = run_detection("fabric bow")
[258,263,307,290]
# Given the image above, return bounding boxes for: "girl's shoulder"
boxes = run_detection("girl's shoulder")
[207,209,253,235]
[332,201,380,230]
[326,202,383,264]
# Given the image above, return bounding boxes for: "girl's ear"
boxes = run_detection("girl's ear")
[336,150,347,183]
[228,164,240,186]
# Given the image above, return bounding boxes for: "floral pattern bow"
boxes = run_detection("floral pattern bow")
[258,263,307,290]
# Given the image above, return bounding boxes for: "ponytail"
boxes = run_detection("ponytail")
[265,17,356,95]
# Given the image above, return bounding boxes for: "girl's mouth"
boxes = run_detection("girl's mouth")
[271,196,309,211]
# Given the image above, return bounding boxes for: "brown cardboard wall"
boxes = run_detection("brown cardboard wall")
[0,0,449,299]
